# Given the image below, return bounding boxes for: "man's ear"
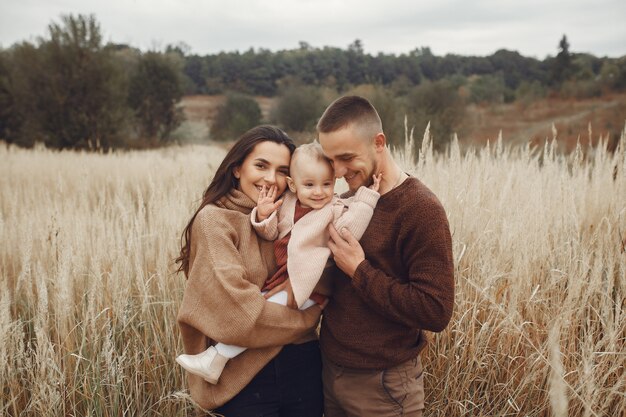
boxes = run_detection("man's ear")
[286,176,297,193]
[374,132,387,152]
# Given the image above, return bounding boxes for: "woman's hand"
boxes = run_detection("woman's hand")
[257,185,283,221]
[369,173,382,192]
[264,279,297,309]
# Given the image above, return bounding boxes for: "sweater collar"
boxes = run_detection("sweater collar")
[377,175,415,202]
[216,189,256,214]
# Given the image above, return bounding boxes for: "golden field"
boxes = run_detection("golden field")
[1,128,624,416]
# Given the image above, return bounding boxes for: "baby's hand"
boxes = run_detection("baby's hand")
[369,173,382,192]
[257,185,283,221]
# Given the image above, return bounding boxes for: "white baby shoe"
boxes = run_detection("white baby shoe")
[176,346,229,384]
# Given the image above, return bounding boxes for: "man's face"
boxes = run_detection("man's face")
[319,124,378,192]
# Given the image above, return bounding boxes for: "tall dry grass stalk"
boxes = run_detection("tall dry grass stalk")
[1,127,624,416]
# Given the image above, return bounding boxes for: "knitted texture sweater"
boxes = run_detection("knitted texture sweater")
[261,202,313,292]
[251,186,380,308]
[320,177,455,370]
[176,189,321,410]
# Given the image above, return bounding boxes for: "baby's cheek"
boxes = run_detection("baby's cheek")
[277,179,287,194]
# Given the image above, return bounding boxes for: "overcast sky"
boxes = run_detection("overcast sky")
[1,0,625,59]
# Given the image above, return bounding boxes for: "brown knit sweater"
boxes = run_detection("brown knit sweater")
[320,177,454,370]
[177,189,321,410]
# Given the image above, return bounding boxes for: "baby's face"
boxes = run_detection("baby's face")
[290,157,335,209]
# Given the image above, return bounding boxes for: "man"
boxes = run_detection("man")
[317,95,455,417]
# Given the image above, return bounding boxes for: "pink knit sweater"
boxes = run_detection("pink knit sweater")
[251,186,380,308]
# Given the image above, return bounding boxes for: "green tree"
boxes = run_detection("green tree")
[515,80,546,105]
[486,49,545,89]
[210,93,262,141]
[128,51,184,145]
[240,48,277,95]
[414,47,438,80]
[183,55,206,93]
[469,74,511,104]
[346,39,369,85]
[0,50,22,142]
[272,84,325,132]
[599,58,626,92]
[405,80,465,150]
[551,35,574,86]
[11,14,129,148]
[612,57,626,90]
[347,84,405,148]
[0,43,40,146]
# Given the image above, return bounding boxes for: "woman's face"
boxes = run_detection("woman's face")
[234,141,292,202]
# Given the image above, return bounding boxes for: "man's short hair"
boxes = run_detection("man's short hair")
[316,96,382,136]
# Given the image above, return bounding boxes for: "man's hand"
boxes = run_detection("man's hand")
[327,224,365,278]
[369,173,382,192]
[257,185,283,221]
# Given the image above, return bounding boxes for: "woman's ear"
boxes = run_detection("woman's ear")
[286,176,297,193]
[233,166,241,179]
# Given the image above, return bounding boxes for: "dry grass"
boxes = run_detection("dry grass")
[462,93,626,151]
[1,128,624,416]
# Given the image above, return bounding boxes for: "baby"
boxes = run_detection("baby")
[176,142,381,384]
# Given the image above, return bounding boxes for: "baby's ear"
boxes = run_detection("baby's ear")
[286,177,297,193]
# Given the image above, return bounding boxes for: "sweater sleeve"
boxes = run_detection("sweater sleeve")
[350,201,454,332]
[250,207,279,240]
[177,212,320,349]
[332,186,380,241]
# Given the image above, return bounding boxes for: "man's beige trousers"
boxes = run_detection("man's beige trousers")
[322,354,425,417]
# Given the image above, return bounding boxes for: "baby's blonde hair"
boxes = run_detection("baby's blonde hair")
[291,141,332,171]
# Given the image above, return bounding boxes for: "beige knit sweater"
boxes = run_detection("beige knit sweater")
[250,186,380,308]
[177,189,321,410]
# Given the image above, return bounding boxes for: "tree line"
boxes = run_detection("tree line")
[181,37,626,99]
[0,15,184,149]
[200,35,626,149]
[1,14,625,150]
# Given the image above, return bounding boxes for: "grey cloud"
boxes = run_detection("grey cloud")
[0,0,624,57]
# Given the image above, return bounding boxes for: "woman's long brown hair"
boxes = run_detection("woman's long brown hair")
[175,125,296,277]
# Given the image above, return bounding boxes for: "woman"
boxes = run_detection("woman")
[176,125,324,416]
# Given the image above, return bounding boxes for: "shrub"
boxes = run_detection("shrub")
[469,74,511,104]
[128,51,185,145]
[515,80,547,105]
[405,80,466,150]
[210,93,262,141]
[559,79,602,99]
[271,84,324,132]
[347,84,405,148]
